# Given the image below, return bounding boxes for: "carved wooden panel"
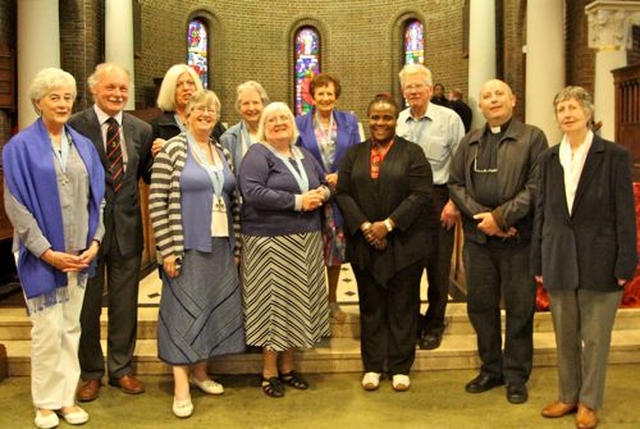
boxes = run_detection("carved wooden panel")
[0,43,14,109]
[614,64,640,181]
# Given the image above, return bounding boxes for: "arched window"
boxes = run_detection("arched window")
[294,27,321,115]
[187,18,209,88]
[404,20,424,65]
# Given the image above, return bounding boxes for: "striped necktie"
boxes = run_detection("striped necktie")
[106,117,124,193]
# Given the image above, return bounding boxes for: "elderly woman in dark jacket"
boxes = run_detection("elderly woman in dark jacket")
[532,86,637,429]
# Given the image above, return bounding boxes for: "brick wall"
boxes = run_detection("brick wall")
[136,0,468,125]
[0,0,16,149]
[0,0,630,129]
[566,0,595,94]
[60,0,104,111]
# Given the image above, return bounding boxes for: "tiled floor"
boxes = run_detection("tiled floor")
[139,264,433,306]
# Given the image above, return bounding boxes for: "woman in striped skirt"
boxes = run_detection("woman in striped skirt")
[239,102,331,398]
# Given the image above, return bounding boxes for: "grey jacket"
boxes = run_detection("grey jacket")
[448,119,548,244]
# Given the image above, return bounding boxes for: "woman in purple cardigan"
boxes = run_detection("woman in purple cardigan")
[239,102,331,398]
[296,73,361,322]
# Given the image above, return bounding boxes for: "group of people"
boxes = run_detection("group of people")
[2,60,635,429]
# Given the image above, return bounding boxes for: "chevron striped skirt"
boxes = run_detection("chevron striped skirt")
[242,231,330,351]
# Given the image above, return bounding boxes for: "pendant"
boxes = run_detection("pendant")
[59,174,69,185]
[215,197,226,212]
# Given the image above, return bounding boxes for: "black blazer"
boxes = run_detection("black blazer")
[69,108,153,257]
[336,136,433,285]
[531,135,637,292]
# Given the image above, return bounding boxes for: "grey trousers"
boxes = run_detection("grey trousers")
[547,288,623,410]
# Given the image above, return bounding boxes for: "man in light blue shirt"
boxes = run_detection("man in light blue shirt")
[396,63,465,350]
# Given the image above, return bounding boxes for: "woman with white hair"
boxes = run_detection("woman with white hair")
[2,67,105,428]
[219,80,270,170]
[150,64,226,156]
[238,102,331,398]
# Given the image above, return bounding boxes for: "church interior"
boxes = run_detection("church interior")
[1,1,640,428]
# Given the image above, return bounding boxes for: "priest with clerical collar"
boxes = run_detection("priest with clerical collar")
[448,79,549,406]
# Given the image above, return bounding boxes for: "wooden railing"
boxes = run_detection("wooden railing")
[614,63,640,181]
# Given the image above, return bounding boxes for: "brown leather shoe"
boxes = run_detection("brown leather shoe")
[576,403,598,429]
[109,374,145,395]
[77,379,101,402]
[541,400,578,418]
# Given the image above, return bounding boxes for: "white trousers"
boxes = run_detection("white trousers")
[30,272,86,409]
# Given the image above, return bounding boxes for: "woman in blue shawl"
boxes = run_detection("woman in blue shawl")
[2,68,104,429]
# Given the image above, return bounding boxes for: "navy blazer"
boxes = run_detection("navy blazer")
[336,136,432,285]
[531,135,637,292]
[69,108,153,258]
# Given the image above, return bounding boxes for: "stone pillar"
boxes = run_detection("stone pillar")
[586,1,640,140]
[17,0,60,129]
[105,0,135,110]
[526,0,565,144]
[467,0,497,130]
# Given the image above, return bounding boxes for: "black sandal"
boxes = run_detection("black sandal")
[279,370,309,390]
[261,376,284,398]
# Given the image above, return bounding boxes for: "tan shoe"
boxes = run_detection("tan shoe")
[541,400,577,418]
[576,403,598,429]
[77,379,100,402]
[108,374,145,394]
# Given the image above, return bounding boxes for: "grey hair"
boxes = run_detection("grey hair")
[87,62,130,91]
[257,102,299,145]
[156,64,203,112]
[28,67,77,114]
[398,63,433,88]
[185,89,221,119]
[553,86,594,119]
[235,80,270,112]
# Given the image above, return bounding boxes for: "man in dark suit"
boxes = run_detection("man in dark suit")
[69,63,153,402]
[449,79,548,405]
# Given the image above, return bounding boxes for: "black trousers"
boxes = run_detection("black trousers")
[422,185,455,335]
[353,261,422,375]
[464,238,535,385]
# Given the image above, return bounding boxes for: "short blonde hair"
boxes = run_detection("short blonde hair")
[553,86,594,119]
[235,80,269,112]
[257,102,299,145]
[185,89,221,118]
[157,64,203,112]
[28,68,77,114]
[398,63,433,88]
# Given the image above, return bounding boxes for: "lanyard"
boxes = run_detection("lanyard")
[187,132,224,198]
[264,143,309,193]
[174,113,187,133]
[51,130,71,173]
[314,110,335,169]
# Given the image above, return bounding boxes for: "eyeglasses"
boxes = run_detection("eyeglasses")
[192,106,216,114]
[473,149,498,174]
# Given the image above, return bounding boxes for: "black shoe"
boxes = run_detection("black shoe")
[465,373,504,394]
[418,332,443,350]
[506,384,528,404]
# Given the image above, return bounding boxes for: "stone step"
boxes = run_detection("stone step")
[3,303,640,341]
[4,329,640,377]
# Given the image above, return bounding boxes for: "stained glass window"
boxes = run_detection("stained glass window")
[188,19,208,88]
[404,20,424,65]
[294,27,321,115]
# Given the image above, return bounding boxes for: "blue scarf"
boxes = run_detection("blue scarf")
[2,119,105,311]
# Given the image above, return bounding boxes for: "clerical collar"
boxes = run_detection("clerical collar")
[487,118,512,135]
